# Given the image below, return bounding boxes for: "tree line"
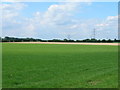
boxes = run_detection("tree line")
[1,36,120,43]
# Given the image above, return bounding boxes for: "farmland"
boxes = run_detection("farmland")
[2,43,118,88]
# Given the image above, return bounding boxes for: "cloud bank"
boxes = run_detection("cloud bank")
[2,2,118,40]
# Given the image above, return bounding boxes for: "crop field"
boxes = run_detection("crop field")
[2,43,118,88]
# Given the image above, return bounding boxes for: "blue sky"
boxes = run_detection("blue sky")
[2,2,118,40]
[21,2,118,18]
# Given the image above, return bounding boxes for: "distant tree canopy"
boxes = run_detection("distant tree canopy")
[1,36,120,43]
[1,37,42,42]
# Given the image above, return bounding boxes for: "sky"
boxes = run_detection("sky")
[2,2,118,40]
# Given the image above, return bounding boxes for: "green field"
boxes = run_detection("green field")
[2,43,118,88]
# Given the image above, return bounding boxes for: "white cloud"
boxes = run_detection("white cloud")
[2,0,119,2]
[96,16,118,29]
[35,2,80,26]
[95,15,118,39]
[2,3,26,19]
[2,3,30,37]
[2,2,118,40]
[96,23,109,27]
[107,16,118,21]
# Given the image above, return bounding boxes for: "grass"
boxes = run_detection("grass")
[2,43,118,88]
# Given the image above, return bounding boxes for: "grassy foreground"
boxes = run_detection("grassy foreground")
[2,43,118,88]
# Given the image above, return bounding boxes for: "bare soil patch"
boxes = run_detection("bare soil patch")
[5,42,119,46]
